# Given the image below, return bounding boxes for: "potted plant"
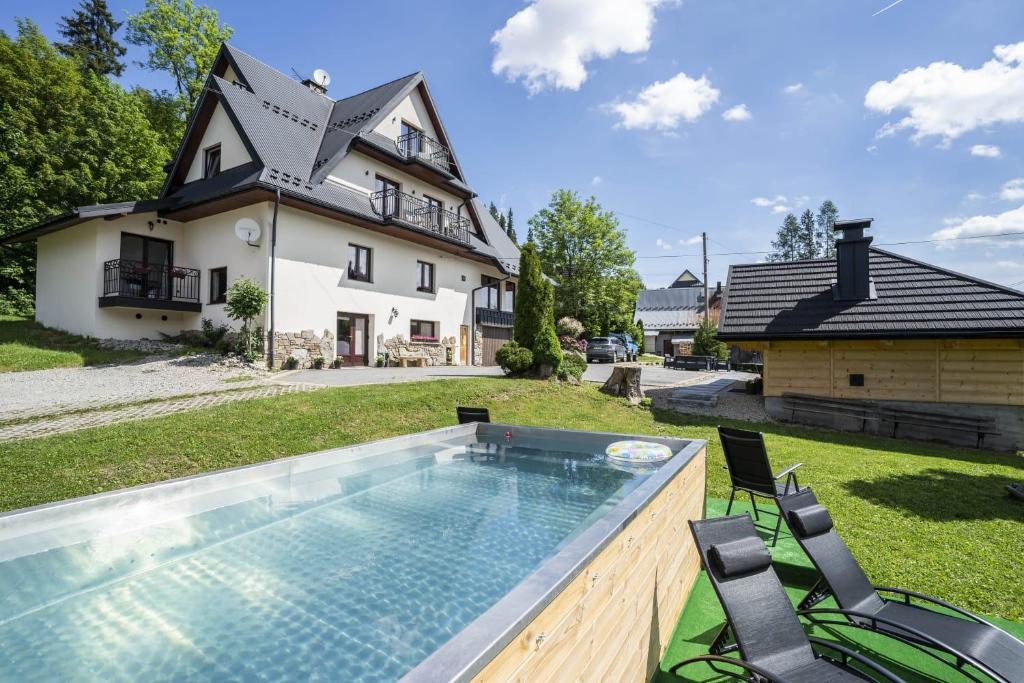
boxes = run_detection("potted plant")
[375,354,386,367]
[331,357,344,369]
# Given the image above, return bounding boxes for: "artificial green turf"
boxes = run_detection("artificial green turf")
[0,378,1021,622]
[0,316,147,372]
[658,498,1024,682]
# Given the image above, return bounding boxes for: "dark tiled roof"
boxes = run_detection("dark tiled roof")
[634,287,703,330]
[718,248,1024,339]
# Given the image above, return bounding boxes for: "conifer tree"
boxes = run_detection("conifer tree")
[57,0,127,77]
[506,207,517,242]
[816,200,839,257]
[798,209,817,259]
[768,213,802,262]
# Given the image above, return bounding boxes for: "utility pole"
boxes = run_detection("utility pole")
[702,231,709,322]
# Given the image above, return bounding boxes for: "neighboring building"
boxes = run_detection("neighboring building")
[718,218,1024,449]
[634,270,705,355]
[0,44,519,367]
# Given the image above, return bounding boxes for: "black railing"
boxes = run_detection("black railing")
[476,307,514,328]
[102,259,201,303]
[370,188,471,245]
[396,131,451,173]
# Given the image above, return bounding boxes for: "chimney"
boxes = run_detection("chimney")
[833,218,875,300]
[302,78,327,95]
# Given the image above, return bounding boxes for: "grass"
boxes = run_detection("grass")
[639,353,664,364]
[0,378,1021,623]
[222,374,257,383]
[0,316,147,372]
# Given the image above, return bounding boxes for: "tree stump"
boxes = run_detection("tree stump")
[600,365,644,405]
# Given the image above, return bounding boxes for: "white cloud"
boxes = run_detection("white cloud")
[932,204,1024,248]
[783,83,804,94]
[1000,178,1024,201]
[491,0,668,94]
[605,72,720,130]
[970,144,1002,158]
[678,235,703,246]
[864,41,1024,142]
[751,195,786,207]
[722,104,751,121]
[966,191,985,201]
[771,204,791,214]
[591,175,603,186]
[655,237,672,251]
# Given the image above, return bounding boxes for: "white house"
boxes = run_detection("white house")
[1,44,520,367]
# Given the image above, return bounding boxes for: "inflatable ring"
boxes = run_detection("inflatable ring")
[605,440,673,464]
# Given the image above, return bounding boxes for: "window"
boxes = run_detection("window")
[209,267,228,304]
[504,281,515,311]
[479,275,500,309]
[424,195,443,229]
[374,175,400,217]
[416,260,435,293]
[400,121,422,156]
[410,319,437,342]
[203,144,221,179]
[348,244,372,282]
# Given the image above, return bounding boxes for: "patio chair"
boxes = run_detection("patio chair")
[670,514,906,683]
[718,426,804,545]
[456,406,490,424]
[778,488,1024,683]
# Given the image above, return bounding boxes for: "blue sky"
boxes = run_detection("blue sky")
[5,0,1024,289]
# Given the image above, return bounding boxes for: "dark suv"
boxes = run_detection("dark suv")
[586,336,627,363]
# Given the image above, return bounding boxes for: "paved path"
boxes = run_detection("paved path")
[0,383,319,443]
[581,363,713,390]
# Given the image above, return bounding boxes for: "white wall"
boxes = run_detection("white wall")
[272,205,509,362]
[36,223,99,336]
[372,89,439,141]
[184,102,252,183]
[327,151,464,212]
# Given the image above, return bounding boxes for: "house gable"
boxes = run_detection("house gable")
[183,100,253,183]
[372,88,439,142]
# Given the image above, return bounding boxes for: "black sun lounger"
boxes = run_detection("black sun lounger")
[670,515,906,682]
[778,488,1024,683]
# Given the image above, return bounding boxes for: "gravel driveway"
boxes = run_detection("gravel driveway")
[0,355,269,421]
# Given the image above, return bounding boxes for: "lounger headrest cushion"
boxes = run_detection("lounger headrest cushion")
[709,536,772,577]
[788,504,833,537]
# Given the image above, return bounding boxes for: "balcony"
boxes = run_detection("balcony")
[476,307,514,328]
[370,188,471,245]
[99,259,202,312]
[396,131,452,174]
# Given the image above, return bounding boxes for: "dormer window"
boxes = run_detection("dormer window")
[203,144,221,179]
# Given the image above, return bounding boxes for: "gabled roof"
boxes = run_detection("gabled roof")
[718,248,1024,340]
[669,269,703,288]
[634,287,704,331]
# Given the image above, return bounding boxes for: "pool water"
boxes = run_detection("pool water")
[0,431,661,681]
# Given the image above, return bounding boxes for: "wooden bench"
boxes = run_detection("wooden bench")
[781,393,879,432]
[878,406,998,448]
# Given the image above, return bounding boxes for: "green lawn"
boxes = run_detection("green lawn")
[0,316,147,372]
[1,378,1021,624]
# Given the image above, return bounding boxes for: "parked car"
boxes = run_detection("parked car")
[587,336,627,363]
[609,332,639,361]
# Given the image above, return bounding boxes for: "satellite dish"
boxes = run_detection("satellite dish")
[312,68,331,88]
[234,217,262,244]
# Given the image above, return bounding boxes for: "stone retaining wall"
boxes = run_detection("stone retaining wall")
[272,329,335,369]
[381,334,457,366]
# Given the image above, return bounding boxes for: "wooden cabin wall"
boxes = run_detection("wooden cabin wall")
[752,339,1024,406]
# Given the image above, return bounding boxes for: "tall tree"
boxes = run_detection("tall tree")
[488,201,500,222]
[126,0,233,118]
[57,0,126,77]
[131,87,184,163]
[497,212,506,230]
[798,209,817,259]
[0,20,166,314]
[768,213,802,262]
[513,242,544,350]
[506,207,517,243]
[816,199,839,257]
[528,190,643,336]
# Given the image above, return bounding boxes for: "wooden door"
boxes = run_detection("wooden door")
[460,325,469,365]
[336,313,369,366]
[480,326,513,366]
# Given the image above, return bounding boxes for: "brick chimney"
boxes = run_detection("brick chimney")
[833,218,875,300]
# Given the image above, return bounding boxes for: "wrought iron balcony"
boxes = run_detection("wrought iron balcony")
[396,131,452,174]
[370,188,471,245]
[99,259,202,312]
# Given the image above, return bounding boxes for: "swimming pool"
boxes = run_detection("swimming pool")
[0,423,705,681]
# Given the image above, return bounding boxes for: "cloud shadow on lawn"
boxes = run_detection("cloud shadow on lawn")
[843,468,1024,522]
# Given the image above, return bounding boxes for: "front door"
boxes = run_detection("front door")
[459,325,469,365]
[337,313,369,366]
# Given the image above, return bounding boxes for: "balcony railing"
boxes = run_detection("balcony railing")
[476,307,514,328]
[396,131,452,174]
[370,188,471,245]
[101,259,201,309]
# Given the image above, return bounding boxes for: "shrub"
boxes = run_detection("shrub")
[199,317,230,349]
[233,326,264,363]
[556,316,584,339]
[532,324,563,378]
[283,356,299,370]
[693,318,728,361]
[495,341,533,376]
[312,356,325,369]
[331,357,344,369]
[559,335,587,353]
[375,355,385,367]
[557,353,586,382]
